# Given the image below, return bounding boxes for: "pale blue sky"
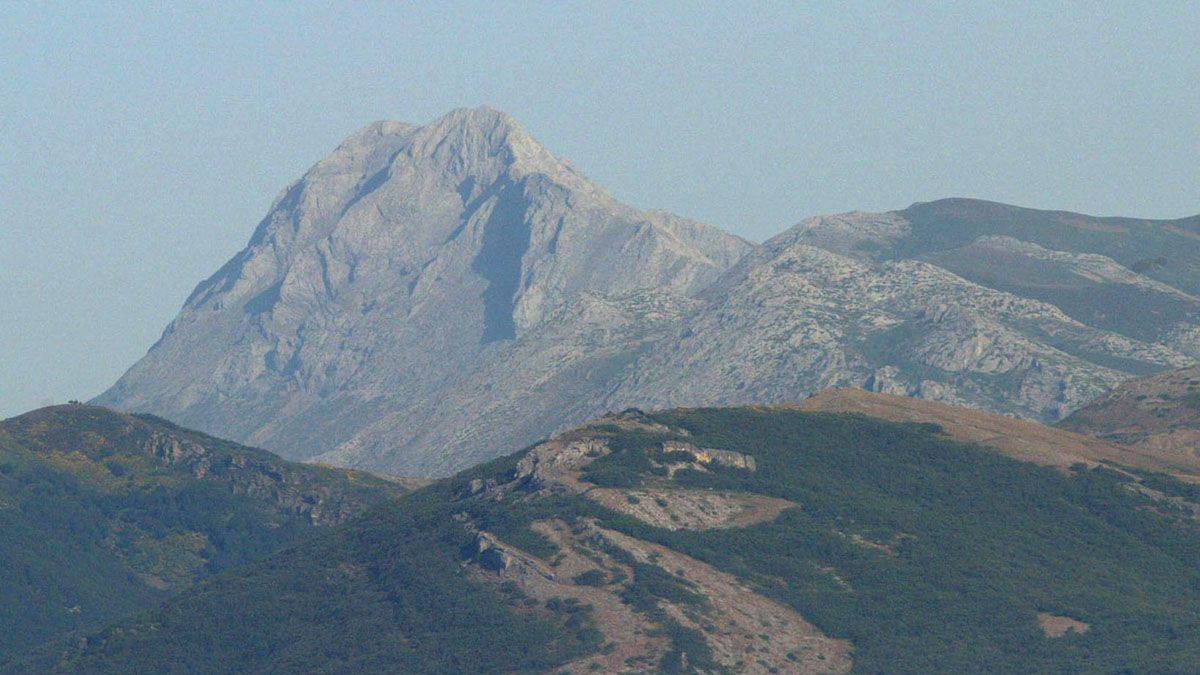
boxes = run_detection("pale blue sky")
[2,2,1198,417]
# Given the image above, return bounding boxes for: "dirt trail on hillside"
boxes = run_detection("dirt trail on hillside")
[463,422,851,672]
[595,525,852,673]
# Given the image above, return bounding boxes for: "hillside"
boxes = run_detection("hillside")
[16,402,1200,673]
[790,199,1200,341]
[609,219,1193,425]
[796,387,1200,480]
[95,107,1200,476]
[0,404,402,656]
[1059,365,1200,458]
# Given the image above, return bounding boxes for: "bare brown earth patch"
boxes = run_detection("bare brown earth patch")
[793,388,1200,481]
[1038,612,1091,638]
[588,487,796,531]
[596,525,852,673]
[457,421,851,673]
[467,517,851,673]
[574,435,795,531]
[468,520,666,673]
[834,530,907,557]
[140,575,170,591]
[816,566,852,591]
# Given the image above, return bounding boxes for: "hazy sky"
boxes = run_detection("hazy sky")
[1,2,1198,417]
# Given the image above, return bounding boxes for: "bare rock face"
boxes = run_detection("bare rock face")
[661,440,756,471]
[96,107,750,475]
[96,110,1200,477]
[608,234,1192,424]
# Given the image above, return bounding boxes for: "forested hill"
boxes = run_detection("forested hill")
[15,402,1200,673]
[0,404,403,657]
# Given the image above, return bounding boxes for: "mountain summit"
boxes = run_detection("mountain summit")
[96,108,751,472]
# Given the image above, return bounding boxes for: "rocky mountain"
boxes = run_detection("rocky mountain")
[15,401,1200,673]
[785,200,1200,346]
[0,404,402,656]
[608,207,1197,424]
[1059,364,1200,457]
[96,107,1200,476]
[96,106,750,475]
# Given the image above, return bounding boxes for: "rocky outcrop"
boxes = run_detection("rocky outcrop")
[661,441,756,471]
[1059,365,1200,457]
[136,429,385,526]
[608,238,1191,425]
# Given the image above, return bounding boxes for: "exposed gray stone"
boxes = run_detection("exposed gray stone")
[95,110,1200,477]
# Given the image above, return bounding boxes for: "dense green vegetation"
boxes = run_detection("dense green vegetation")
[0,405,397,658]
[13,406,1200,672]
[11,464,604,674]
[583,409,1200,672]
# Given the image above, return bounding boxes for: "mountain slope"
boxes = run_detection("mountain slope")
[1059,365,1200,457]
[0,404,402,656]
[96,106,750,473]
[788,199,1200,348]
[796,387,1200,479]
[16,402,1200,673]
[609,224,1192,423]
[310,288,701,475]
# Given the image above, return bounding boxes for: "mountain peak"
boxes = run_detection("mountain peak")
[434,104,517,129]
[320,106,576,198]
[407,105,567,181]
[341,106,515,141]
[96,108,750,471]
[416,105,523,145]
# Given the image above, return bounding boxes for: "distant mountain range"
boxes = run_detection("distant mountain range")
[13,395,1200,673]
[95,107,1200,476]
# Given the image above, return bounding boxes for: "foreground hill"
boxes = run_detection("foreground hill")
[96,107,1200,475]
[0,405,402,656]
[17,401,1200,673]
[1059,365,1200,458]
